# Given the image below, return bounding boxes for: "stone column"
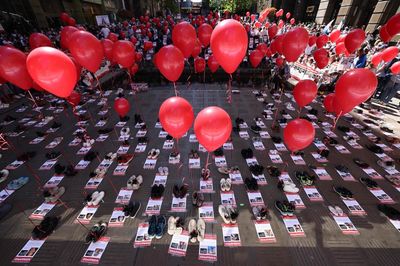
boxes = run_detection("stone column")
[335,0,353,25]
[315,0,329,24]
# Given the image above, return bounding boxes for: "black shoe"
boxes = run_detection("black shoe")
[95,221,108,241]
[309,108,318,115]
[333,186,353,199]
[249,164,264,176]
[120,116,130,122]
[360,177,378,189]
[148,215,157,238]
[250,125,261,133]
[213,148,224,157]
[378,204,400,220]
[84,151,98,161]
[65,165,78,176]
[353,158,369,168]
[241,148,253,159]
[320,149,330,158]
[271,136,282,143]
[51,122,61,129]
[172,185,180,198]
[245,177,258,191]
[367,144,383,154]
[54,164,66,174]
[179,184,188,198]
[32,216,59,240]
[267,166,281,177]
[98,128,113,134]
[46,151,61,160]
[337,126,349,133]
[335,165,349,173]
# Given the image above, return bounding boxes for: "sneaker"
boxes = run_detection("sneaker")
[252,206,261,220]
[86,223,100,243]
[377,160,395,170]
[220,178,227,192]
[267,166,281,177]
[192,191,204,207]
[275,201,294,216]
[6,176,29,190]
[95,221,108,241]
[333,186,353,199]
[226,205,238,223]
[360,177,378,188]
[0,169,9,183]
[123,201,141,218]
[44,186,65,203]
[218,205,230,224]
[250,125,261,133]
[188,219,198,243]
[353,158,369,168]
[244,177,258,191]
[378,204,400,220]
[167,216,176,235]
[335,165,349,173]
[328,205,339,216]
[148,215,157,239]
[174,217,184,235]
[91,191,105,206]
[155,215,166,239]
[282,180,299,193]
[335,206,344,216]
[197,218,206,242]
[217,167,230,175]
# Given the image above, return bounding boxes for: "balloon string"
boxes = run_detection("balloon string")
[173,82,178,97]
[204,152,210,172]
[27,90,38,108]
[227,74,232,104]
[271,86,285,128]
[186,60,191,89]
[94,75,104,97]
[333,111,342,129]
[297,107,302,118]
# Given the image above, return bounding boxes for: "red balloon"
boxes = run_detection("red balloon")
[31,81,44,92]
[135,52,143,62]
[293,79,317,108]
[286,12,291,19]
[60,26,78,50]
[313,48,329,69]
[210,19,248,74]
[386,13,400,36]
[113,40,135,68]
[265,47,272,57]
[156,45,184,82]
[67,91,81,106]
[26,47,77,98]
[268,24,278,39]
[290,18,295,25]
[29,33,52,50]
[246,11,250,17]
[198,23,213,47]
[114,98,130,117]
[130,36,137,45]
[207,54,219,73]
[194,106,232,152]
[60,12,69,22]
[336,34,346,44]
[276,9,284,17]
[276,56,284,67]
[335,42,348,55]
[256,43,268,56]
[102,39,114,61]
[251,14,256,22]
[308,35,317,46]
[334,69,378,113]
[390,61,400,74]
[172,22,196,58]
[192,39,201,58]
[0,46,32,90]
[381,46,399,62]
[344,29,365,54]
[278,19,284,29]
[323,93,335,113]
[316,34,328,48]
[108,33,118,42]
[67,17,76,26]
[159,97,194,139]
[371,52,383,67]
[255,21,262,29]
[329,29,341,43]
[69,56,82,82]
[332,96,353,116]
[282,27,309,62]
[249,49,264,68]
[271,34,284,54]
[284,119,315,152]
[69,31,103,73]
[379,25,392,43]
[194,57,206,73]
[130,63,139,75]
[143,41,153,52]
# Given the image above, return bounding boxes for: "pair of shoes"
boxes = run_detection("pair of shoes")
[386,136,400,144]
[166,135,173,140]
[83,139,95,148]
[50,122,61,129]
[378,204,400,220]
[337,126,349,133]
[218,205,238,224]
[137,137,148,144]
[235,117,244,126]
[217,167,230,175]
[173,184,188,198]
[333,186,353,199]
[213,148,224,157]
[385,174,400,186]
[127,175,143,190]
[271,136,282,143]
[0,169,9,183]
[157,166,169,175]
[169,151,180,158]
[147,149,160,159]
[278,180,299,193]
[122,140,130,146]
[43,187,65,203]
[104,152,117,161]
[309,108,318,115]
[151,184,165,199]
[188,218,206,242]
[254,117,262,122]
[245,177,258,191]
[252,206,268,220]
[249,164,264,176]
[123,201,141,218]
[120,127,130,136]
[167,216,184,235]
[192,191,204,207]
[229,166,240,174]
[328,206,344,216]
[275,201,295,216]
[250,125,261,133]
[189,149,199,159]
[32,216,60,240]
[65,165,78,176]
[134,114,143,124]
[148,215,166,239]
[201,168,210,180]
[86,191,105,206]
[377,159,395,170]
[295,171,315,186]
[319,149,330,158]
[85,221,108,243]
[54,164,66,175]
[98,128,113,134]
[117,154,134,164]
[323,137,337,146]
[367,144,383,154]
[360,177,378,189]
[335,165,349,173]
[36,131,48,137]
[46,151,61,160]
[89,168,106,179]
[267,166,281,177]
[84,151,99,161]
[120,116,130,121]
[220,178,232,191]
[6,176,29,190]
[241,148,253,159]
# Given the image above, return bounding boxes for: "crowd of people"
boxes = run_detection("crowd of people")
[0,11,399,106]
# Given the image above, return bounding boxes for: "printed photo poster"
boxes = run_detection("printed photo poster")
[200,179,214,193]
[220,191,236,207]
[145,197,163,215]
[29,202,57,220]
[115,188,133,205]
[81,237,110,264]
[108,207,126,227]
[168,231,190,257]
[283,216,305,237]
[170,196,187,212]
[75,206,99,224]
[254,221,276,243]
[222,224,241,247]
[133,223,152,248]
[44,175,64,188]
[303,186,324,202]
[198,202,215,222]
[0,189,15,203]
[12,239,46,263]
[333,215,359,235]
[368,188,395,204]
[342,199,367,216]
[198,235,217,262]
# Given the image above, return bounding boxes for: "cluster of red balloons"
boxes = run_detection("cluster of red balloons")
[60,12,76,26]
[380,14,400,42]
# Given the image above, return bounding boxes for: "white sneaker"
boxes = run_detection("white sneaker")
[218,205,230,224]
[220,178,226,192]
[92,191,105,206]
[127,175,135,189]
[283,181,299,193]
[87,191,99,206]
[167,216,176,235]
[0,169,9,183]
[197,218,206,242]
[132,175,143,190]
[188,219,198,243]
[163,167,169,176]
[377,159,395,170]
[226,205,238,224]
[335,206,344,216]
[158,167,164,175]
[225,178,232,191]
[328,205,338,216]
